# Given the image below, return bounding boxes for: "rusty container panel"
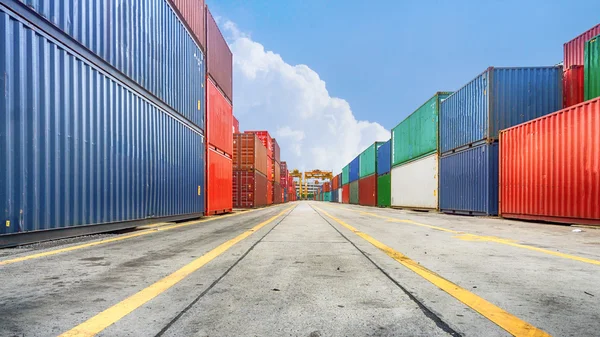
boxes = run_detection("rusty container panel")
[169,0,206,50]
[272,138,281,163]
[245,131,273,159]
[233,116,240,133]
[564,24,600,69]
[267,181,274,205]
[358,175,377,207]
[206,7,233,102]
[233,133,267,175]
[273,183,282,204]
[233,171,267,208]
[342,185,350,203]
[207,78,233,155]
[500,98,600,225]
[564,66,585,108]
[206,149,232,215]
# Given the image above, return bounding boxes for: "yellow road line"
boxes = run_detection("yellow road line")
[337,205,600,266]
[59,205,294,337]
[315,206,550,337]
[0,207,270,266]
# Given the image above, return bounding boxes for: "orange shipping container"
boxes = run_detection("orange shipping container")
[273,159,281,182]
[206,149,232,215]
[207,78,233,154]
[500,97,600,225]
[245,131,273,159]
[233,133,268,175]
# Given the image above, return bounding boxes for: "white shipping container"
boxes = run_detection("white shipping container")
[391,153,438,209]
[337,188,342,203]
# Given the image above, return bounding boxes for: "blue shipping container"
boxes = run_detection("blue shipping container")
[13,0,206,129]
[439,143,499,215]
[0,8,204,244]
[331,189,338,203]
[377,140,391,175]
[349,156,360,183]
[440,67,563,154]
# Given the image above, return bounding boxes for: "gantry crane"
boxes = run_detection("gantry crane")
[289,169,304,200]
[290,169,334,200]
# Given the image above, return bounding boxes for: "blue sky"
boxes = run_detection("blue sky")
[207,0,600,171]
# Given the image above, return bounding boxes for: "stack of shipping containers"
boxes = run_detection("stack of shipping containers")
[206,7,234,215]
[245,131,274,205]
[280,162,289,203]
[391,93,450,211]
[272,139,282,204]
[323,183,332,202]
[232,134,268,208]
[349,157,360,204]
[359,143,385,206]
[439,67,563,215]
[376,140,391,207]
[331,176,339,203]
[342,165,350,203]
[564,25,600,108]
[337,174,343,202]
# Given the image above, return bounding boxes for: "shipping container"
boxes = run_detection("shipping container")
[439,143,499,215]
[323,182,332,193]
[377,174,391,208]
[245,131,273,159]
[341,185,349,203]
[358,175,377,207]
[440,67,563,154]
[233,115,240,133]
[206,7,233,102]
[169,0,206,51]
[233,133,268,175]
[585,35,600,100]
[499,98,600,225]
[233,171,267,208]
[564,24,600,69]
[0,8,205,245]
[350,181,359,204]
[271,159,281,183]
[207,78,233,154]
[206,149,233,215]
[342,165,350,185]
[280,162,288,187]
[267,180,274,205]
[349,156,360,183]
[392,92,451,166]
[564,66,585,108]
[332,175,339,190]
[323,192,332,202]
[272,138,281,163]
[360,142,385,178]
[391,154,439,210]
[377,140,392,175]
[14,0,206,129]
[273,183,283,204]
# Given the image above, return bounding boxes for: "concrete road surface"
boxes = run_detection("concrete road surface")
[1,201,599,337]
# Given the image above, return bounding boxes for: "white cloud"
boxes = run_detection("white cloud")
[224,21,389,173]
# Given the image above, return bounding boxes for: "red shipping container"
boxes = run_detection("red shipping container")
[332,176,339,190]
[272,159,281,182]
[206,8,233,102]
[323,182,331,192]
[206,149,232,215]
[267,180,274,205]
[233,170,268,208]
[233,133,267,175]
[273,183,282,204]
[564,24,600,69]
[233,115,240,133]
[500,98,600,225]
[169,0,206,51]
[342,184,350,204]
[207,78,233,154]
[563,65,585,109]
[245,131,273,159]
[272,138,281,163]
[358,175,377,207]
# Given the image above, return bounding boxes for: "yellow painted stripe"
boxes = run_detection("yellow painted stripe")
[0,207,268,266]
[315,206,551,337]
[59,205,294,337]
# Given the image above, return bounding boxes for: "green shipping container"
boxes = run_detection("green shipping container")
[391,92,452,167]
[377,174,391,207]
[585,35,600,100]
[359,142,386,178]
[324,192,332,202]
[350,180,359,204]
[342,165,350,185]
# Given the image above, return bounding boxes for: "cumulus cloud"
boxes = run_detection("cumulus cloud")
[224,21,389,172]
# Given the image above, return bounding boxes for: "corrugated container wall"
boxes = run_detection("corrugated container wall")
[392,92,451,166]
[358,175,377,207]
[206,149,232,215]
[342,185,350,203]
[342,165,350,185]
[349,181,359,204]
[274,183,282,204]
[360,142,384,178]
[440,67,563,154]
[564,24,600,69]
[332,176,339,190]
[233,133,267,175]
[207,78,233,154]
[585,35,600,100]
[439,143,499,215]
[377,174,391,207]
[564,66,585,108]
[16,0,206,129]
[246,131,273,159]
[272,160,281,182]
[267,181,273,205]
[349,156,360,183]
[272,138,281,163]
[233,171,267,208]
[377,140,391,175]
[0,8,205,238]
[233,116,240,133]
[499,98,600,225]
[391,154,439,210]
[168,0,206,50]
[206,7,233,102]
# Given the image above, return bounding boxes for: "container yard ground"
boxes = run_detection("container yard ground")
[1,202,599,337]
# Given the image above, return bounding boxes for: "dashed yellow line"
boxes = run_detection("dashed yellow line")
[0,207,269,266]
[315,206,551,337]
[59,205,295,337]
